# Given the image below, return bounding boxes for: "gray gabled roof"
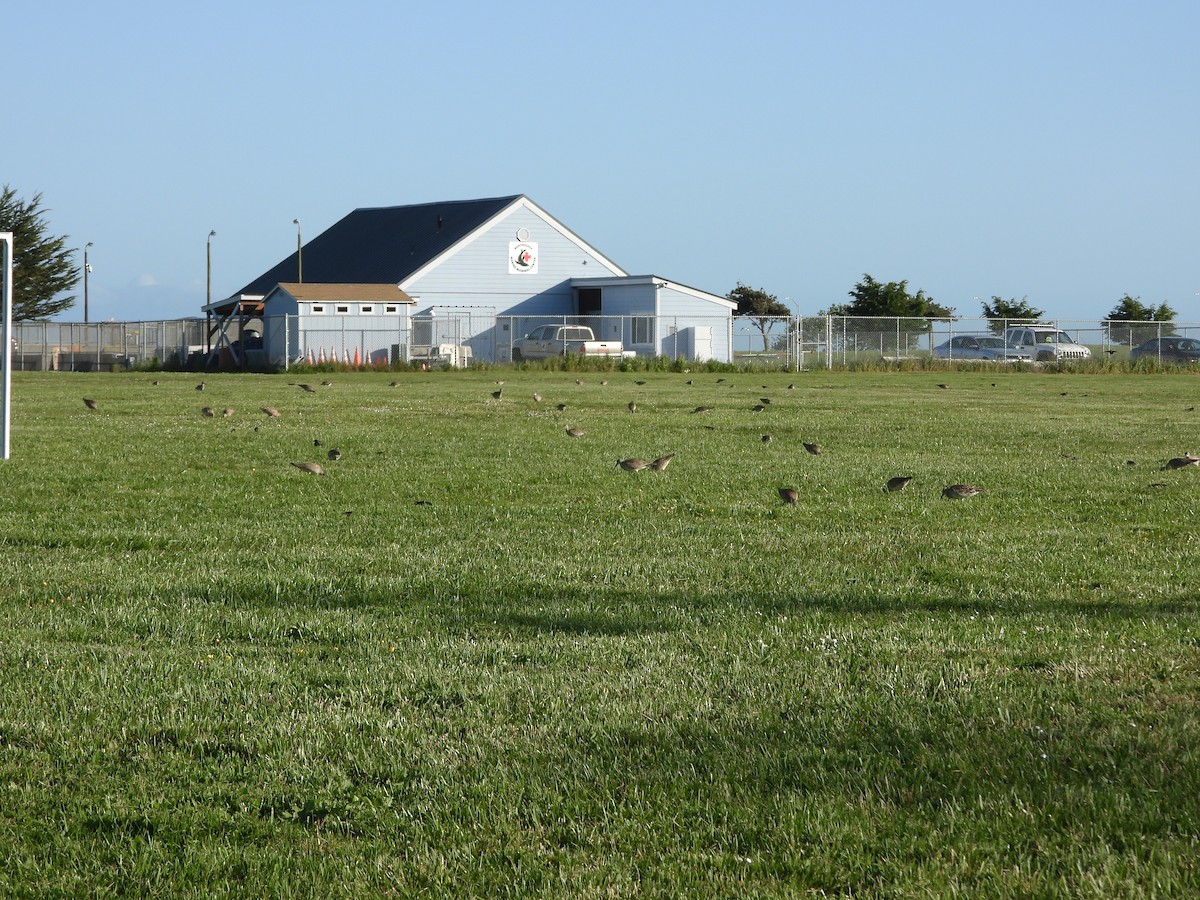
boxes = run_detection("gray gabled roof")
[234,195,524,297]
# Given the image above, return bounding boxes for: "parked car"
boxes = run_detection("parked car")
[511,325,630,361]
[932,335,1034,362]
[1004,325,1092,361]
[1130,337,1200,364]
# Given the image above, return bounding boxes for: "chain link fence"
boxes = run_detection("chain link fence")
[6,315,1197,370]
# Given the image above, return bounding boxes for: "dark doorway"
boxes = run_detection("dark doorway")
[577,287,601,317]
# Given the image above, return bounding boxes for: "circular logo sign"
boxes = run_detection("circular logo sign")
[509,241,538,273]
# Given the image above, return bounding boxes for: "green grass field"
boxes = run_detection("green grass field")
[1,368,1198,898]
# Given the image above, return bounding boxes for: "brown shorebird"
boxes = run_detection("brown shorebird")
[803,442,822,455]
[884,476,914,493]
[650,454,675,471]
[692,405,713,413]
[1162,453,1200,470]
[565,427,586,438]
[617,458,650,472]
[942,484,984,500]
[291,461,326,476]
[532,392,542,402]
[556,403,567,411]
[937,383,949,390]
[295,383,317,393]
[627,401,638,413]
[82,398,98,410]
[327,448,342,461]
[761,434,772,443]
[261,406,281,418]
[201,406,216,417]
[759,398,771,405]
[195,382,205,391]
[491,389,503,400]
[634,380,647,385]
[222,407,234,418]
[321,380,333,386]
[778,488,798,505]
[751,404,766,412]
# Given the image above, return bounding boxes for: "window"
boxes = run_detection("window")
[360,305,375,315]
[384,305,399,314]
[311,305,325,315]
[632,317,654,345]
[335,305,349,315]
[413,318,433,346]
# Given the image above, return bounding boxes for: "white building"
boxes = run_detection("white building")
[205,195,735,366]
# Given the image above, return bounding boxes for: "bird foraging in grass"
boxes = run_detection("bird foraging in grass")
[532,392,542,402]
[261,406,281,418]
[778,488,798,505]
[565,427,586,438]
[491,389,503,400]
[201,406,216,417]
[290,461,326,476]
[617,458,650,472]
[296,383,317,393]
[83,398,98,410]
[803,442,822,456]
[942,484,984,499]
[327,448,342,461]
[650,454,675,471]
[627,401,638,413]
[761,434,772,444]
[884,476,913,493]
[195,382,206,391]
[222,407,234,418]
[1161,453,1200,470]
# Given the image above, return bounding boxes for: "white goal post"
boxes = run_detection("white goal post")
[2,231,11,459]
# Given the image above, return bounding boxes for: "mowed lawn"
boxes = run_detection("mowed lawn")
[1,368,1198,898]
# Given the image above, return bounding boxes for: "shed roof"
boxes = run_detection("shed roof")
[235,195,524,297]
[269,283,415,304]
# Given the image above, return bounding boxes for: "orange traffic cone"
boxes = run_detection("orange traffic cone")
[317,347,326,364]
[352,346,361,368]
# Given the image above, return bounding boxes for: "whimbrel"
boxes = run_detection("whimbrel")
[942,484,984,499]
[1161,453,1200,471]
[290,461,326,476]
[884,476,913,493]
[650,454,675,471]
[82,398,98,410]
[778,488,798,505]
[617,458,650,472]
[803,442,822,456]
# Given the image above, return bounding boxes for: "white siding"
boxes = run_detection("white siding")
[403,204,619,314]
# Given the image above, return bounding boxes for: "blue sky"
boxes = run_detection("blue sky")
[7,1,1198,323]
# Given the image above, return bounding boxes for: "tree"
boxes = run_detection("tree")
[980,296,1044,334]
[1104,294,1177,345]
[824,274,954,319]
[820,274,953,353]
[727,282,792,352]
[0,185,80,320]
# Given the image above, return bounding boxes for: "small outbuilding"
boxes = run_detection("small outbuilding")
[208,195,735,366]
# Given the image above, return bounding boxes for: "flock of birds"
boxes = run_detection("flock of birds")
[484,376,993,503]
[79,376,1200,502]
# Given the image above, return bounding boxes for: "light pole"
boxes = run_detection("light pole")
[293,218,302,284]
[206,230,217,306]
[83,242,94,323]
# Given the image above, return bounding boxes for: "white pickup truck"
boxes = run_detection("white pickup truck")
[511,325,630,361]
